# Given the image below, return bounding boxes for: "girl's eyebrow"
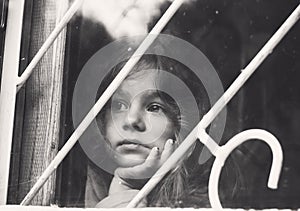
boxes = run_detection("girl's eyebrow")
[141,90,164,102]
[114,88,130,98]
[114,89,164,103]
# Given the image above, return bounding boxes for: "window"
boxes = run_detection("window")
[1,0,299,209]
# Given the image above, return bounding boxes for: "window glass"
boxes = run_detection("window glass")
[8,0,300,208]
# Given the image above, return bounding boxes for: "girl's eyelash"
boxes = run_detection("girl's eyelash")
[147,103,166,112]
[111,99,128,110]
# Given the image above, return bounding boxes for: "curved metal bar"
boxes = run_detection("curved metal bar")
[126,5,300,207]
[208,129,283,210]
[20,2,298,207]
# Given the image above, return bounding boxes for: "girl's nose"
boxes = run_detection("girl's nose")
[123,106,146,132]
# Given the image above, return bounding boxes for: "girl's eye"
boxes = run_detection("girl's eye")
[147,104,164,113]
[111,101,128,111]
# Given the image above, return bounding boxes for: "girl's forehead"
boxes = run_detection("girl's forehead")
[126,70,159,84]
[116,70,160,96]
[128,68,159,80]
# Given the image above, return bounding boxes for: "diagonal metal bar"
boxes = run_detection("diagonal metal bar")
[20,0,187,205]
[16,0,84,91]
[126,4,300,208]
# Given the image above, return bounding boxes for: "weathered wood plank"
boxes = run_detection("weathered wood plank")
[16,0,68,205]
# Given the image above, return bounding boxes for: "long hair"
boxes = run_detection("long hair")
[95,53,214,207]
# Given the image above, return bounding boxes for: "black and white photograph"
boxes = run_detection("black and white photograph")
[0,0,300,210]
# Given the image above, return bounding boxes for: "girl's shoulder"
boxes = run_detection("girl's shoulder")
[85,162,112,207]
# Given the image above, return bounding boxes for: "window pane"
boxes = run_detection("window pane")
[8,0,299,208]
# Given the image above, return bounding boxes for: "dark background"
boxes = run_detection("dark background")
[57,0,300,208]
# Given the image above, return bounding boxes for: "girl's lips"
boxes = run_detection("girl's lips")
[116,139,152,153]
[117,139,152,149]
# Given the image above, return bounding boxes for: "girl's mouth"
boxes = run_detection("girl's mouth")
[116,139,151,152]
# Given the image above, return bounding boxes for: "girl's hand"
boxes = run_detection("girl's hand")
[109,138,176,195]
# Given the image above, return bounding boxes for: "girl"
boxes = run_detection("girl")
[84,52,242,208]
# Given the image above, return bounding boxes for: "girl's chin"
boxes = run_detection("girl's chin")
[114,154,147,167]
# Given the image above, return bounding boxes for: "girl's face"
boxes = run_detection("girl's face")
[104,71,176,167]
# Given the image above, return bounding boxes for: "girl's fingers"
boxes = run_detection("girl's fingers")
[160,139,176,163]
[113,140,176,191]
[116,139,176,180]
[144,146,160,167]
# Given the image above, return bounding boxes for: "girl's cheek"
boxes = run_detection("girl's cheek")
[110,113,125,126]
[151,114,170,125]
[151,116,174,135]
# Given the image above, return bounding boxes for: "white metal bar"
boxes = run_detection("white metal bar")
[127,4,300,208]
[16,0,84,91]
[197,129,220,156]
[200,3,300,130]
[0,0,26,205]
[209,129,283,209]
[20,0,186,205]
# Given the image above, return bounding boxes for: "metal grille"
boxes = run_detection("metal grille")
[0,0,299,208]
